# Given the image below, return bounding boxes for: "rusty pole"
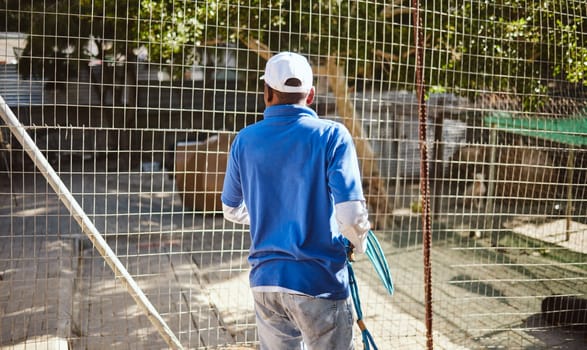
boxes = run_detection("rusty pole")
[411,1,434,349]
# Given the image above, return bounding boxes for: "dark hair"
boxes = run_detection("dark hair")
[284,78,303,87]
[267,78,308,104]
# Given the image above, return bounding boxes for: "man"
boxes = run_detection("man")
[221,51,371,350]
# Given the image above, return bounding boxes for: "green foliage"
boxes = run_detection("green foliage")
[136,0,407,89]
[11,0,140,80]
[138,0,204,66]
[94,0,587,104]
[3,0,585,109]
[429,0,587,110]
[136,0,284,78]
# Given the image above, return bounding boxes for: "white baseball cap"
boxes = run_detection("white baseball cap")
[261,52,313,93]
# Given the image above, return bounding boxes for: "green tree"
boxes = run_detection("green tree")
[4,0,140,84]
[138,0,408,89]
[429,0,587,110]
[4,0,586,109]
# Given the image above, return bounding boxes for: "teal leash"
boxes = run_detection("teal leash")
[365,230,394,295]
[346,230,394,350]
[347,258,378,349]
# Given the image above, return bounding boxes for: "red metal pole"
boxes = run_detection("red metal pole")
[411,1,434,349]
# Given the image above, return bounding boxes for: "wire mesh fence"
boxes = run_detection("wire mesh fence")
[1,1,586,349]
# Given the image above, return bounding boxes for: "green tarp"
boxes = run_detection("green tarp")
[484,111,587,147]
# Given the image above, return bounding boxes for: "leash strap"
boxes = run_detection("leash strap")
[345,230,394,349]
[365,230,394,295]
[347,245,377,350]
[348,259,378,350]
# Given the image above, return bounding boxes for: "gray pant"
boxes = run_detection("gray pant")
[252,291,355,350]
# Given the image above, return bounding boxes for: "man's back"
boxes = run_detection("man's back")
[222,104,364,299]
[221,51,368,349]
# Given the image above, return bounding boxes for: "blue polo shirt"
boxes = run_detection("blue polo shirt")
[221,104,365,299]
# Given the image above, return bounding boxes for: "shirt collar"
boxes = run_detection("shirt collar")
[264,104,318,119]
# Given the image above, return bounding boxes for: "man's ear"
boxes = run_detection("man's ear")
[266,86,274,102]
[305,87,315,105]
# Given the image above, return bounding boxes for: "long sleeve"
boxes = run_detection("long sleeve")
[335,200,370,253]
[222,203,250,225]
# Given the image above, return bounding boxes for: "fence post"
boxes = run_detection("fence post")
[485,126,498,237]
[411,0,433,349]
[565,149,575,241]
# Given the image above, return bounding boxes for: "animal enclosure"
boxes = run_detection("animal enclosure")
[0,1,586,349]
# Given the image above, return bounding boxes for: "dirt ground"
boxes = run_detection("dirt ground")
[0,155,585,349]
